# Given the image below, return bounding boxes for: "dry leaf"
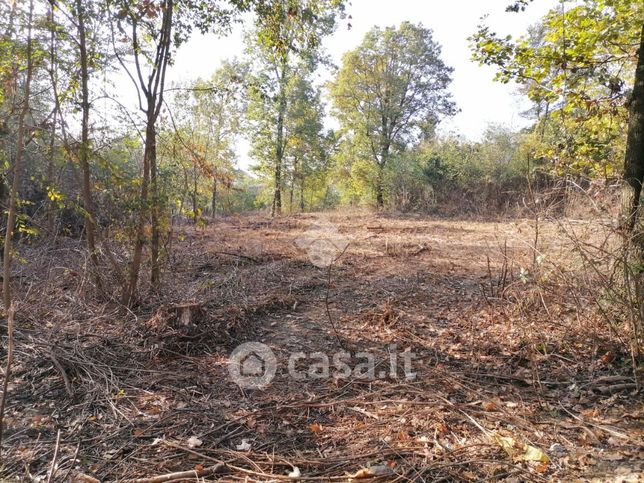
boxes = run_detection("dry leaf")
[187,436,203,448]
[309,422,323,434]
[519,444,549,463]
[491,433,549,463]
[483,402,497,411]
[535,461,549,473]
[194,464,205,472]
[349,465,394,479]
[73,473,101,483]
[236,439,252,451]
[397,430,410,441]
[581,408,599,418]
[349,468,375,479]
[287,466,301,477]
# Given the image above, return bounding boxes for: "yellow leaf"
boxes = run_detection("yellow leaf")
[493,434,520,458]
[349,468,375,479]
[519,444,550,463]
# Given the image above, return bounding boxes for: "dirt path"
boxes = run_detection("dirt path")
[3,213,641,481]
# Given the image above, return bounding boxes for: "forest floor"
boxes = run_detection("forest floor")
[2,212,642,482]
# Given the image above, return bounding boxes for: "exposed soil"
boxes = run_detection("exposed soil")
[2,212,641,481]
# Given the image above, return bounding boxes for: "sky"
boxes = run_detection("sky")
[161,0,558,168]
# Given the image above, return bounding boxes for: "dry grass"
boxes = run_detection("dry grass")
[0,211,641,481]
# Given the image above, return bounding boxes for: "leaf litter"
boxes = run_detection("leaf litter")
[1,213,641,481]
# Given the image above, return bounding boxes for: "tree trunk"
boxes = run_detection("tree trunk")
[46,3,57,234]
[211,178,217,217]
[75,0,101,288]
[122,117,153,305]
[623,22,644,237]
[121,0,173,304]
[375,144,390,209]
[192,165,198,224]
[150,122,160,286]
[3,0,33,323]
[375,164,385,209]
[273,104,284,216]
[621,22,644,356]
[272,58,288,217]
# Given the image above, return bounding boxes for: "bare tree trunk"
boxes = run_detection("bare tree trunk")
[3,0,33,322]
[211,178,217,217]
[621,22,644,356]
[150,123,160,286]
[375,164,385,208]
[192,165,198,224]
[375,144,390,209]
[123,118,153,305]
[75,0,101,288]
[120,0,173,303]
[272,58,288,217]
[46,2,57,234]
[623,22,644,237]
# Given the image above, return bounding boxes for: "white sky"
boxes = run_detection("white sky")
[161,0,558,168]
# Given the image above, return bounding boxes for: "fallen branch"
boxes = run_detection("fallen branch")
[121,463,225,483]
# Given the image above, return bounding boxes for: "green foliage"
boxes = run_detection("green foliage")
[159,60,248,217]
[470,0,642,177]
[329,21,455,206]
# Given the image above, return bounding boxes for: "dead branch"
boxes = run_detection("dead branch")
[121,463,225,483]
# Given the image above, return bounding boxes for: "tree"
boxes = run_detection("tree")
[72,0,102,287]
[249,70,328,213]
[470,0,642,177]
[185,60,247,218]
[623,22,644,237]
[622,21,643,353]
[159,60,247,224]
[248,0,345,216]
[3,0,34,321]
[111,0,176,302]
[285,76,327,212]
[471,0,643,351]
[110,0,251,303]
[329,22,456,208]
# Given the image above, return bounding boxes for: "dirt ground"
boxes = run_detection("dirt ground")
[2,212,642,481]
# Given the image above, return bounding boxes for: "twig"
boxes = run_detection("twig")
[47,351,73,397]
[558,403,629,440]
[323,240,352,350]
[59,443,80,482]
[0,304,15,458]
[121,463,225,483]
[46,429,61,483]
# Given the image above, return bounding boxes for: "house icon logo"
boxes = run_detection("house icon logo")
[295,218,350,268]
[228,342,277,389]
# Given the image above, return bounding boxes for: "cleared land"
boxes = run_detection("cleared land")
[3,213,641,481]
